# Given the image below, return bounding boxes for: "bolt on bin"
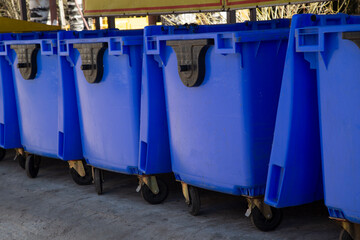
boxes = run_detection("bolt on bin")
[5,31,91,184]
[0,33,23,164]
[144,20,290,230]
[285,14,360,240]
[58,29,171,204]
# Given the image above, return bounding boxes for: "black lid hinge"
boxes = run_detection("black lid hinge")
[11,44,40,80]
[73,42,108,84]
[167,39,214,87]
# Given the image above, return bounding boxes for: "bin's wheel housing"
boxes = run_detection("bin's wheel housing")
[69,161,93,185]
[250,206,282,232]
[94,168,103,195]
[25,154,41,178]
[0,148,5,161]
[141,178,169,204]
[339,229,353,240]
[187,185,201,216]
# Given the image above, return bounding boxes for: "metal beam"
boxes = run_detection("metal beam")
[19,0,27,21]
[227,10,236,24]
[58,0,66,28]
[108,16,116,29]
[95,17,101,30]
[250,8,257,21]
[49,0,58,25]
[148,15,158,26]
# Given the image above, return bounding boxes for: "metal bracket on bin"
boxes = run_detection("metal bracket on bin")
[73,42,108,84]
[330,218,360,240]
[137,175,159,195]
[342,32,360,49]
[181,182,190,205]
[166,39,214,87]
[11,44,40,80]
[245,197,273,220]
[68,160,86,177]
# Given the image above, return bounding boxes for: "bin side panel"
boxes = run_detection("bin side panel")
[73,47,142,174]
[12,51,59,158]
[265,15,323,208]
[318,31,360,224]
[164,38,286,196]
[138,54,171,175]
[0,55,21,149]
[58,56,83,160]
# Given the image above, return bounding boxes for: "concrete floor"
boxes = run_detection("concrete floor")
[0,150,341,240]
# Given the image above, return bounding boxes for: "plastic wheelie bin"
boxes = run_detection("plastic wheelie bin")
[144,20,289,230]
[0,33,22,163]
[5,31,91,184]
[59,29,171,204]
[264,14,325,211]
[285,14,360,240]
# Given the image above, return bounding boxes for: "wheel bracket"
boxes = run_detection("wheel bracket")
[68,160,86,177]
[14,148,25,160]
[246,197,273,220]
[181,182,190,205]
[138,176,159,195]
[338,220,360,240]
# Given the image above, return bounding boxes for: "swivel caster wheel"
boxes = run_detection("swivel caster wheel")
[25,154,41,178]
[69,161,93,185]
[187,185,201,216]
[141,178,169,204]
[339,229,353,240]
[250,206,282,232]
[15,154,26,170]
[94,168,103,195]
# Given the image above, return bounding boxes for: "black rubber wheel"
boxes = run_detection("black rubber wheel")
[69,162,93,185]
[0,148,5,161]
[94,168,103,195]
[250,206,282,232]
[15,154,26,170]
[339,229,353,240]
[25,155,41,178]
[187,185,201,216]
[141,178,169,204]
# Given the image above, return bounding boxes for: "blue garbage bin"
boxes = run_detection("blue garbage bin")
[59,29,171,204]
[264,14,325,209]
[282,14,360,240]
[145,20,289,230]
[6,31,90,183]
[0,33,22,162]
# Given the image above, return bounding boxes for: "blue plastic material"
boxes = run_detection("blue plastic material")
[265,14,360,212]
[0,33,21,149]
[4,31,82,160]
[264,14,324,208]
[286,14,360,223]
[145,20,289,196]
[59,29,171,175]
